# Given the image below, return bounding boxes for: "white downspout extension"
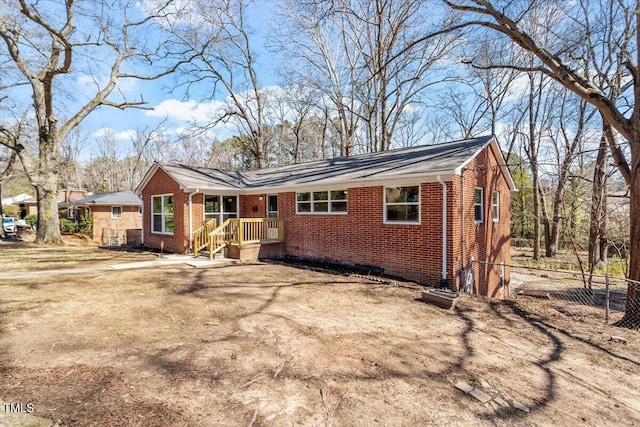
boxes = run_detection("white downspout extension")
[437,175,447,287]
[188,189,199,251]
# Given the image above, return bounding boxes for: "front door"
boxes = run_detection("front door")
[266,194,278,218]
[266,194,279,239]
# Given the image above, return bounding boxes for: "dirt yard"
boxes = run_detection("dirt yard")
[1,250,639,426]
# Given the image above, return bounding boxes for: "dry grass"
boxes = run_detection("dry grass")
[1,255,639,426]
[0,241,156,272]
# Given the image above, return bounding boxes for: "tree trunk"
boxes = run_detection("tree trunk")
[532,170,541,260]
[539,180,553,257]
[546,183,564,257]
[35,177,62,244]
[619,171,640,327]
[589,132,608,271]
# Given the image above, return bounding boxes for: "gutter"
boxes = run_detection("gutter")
[188,189,199,251]
[436,175,448,288]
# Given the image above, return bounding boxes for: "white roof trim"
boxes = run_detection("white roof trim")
[454,137,517,192]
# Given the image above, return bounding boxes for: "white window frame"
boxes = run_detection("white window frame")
[111,206,123,220]
[296,190,348,215]
[151,194,174,235]
[474,187,484,223]
[384,185,421,225]
[203,194,239,224]
[492,191,500,222]
[67,208,74,219]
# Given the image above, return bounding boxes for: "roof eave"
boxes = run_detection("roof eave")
[453,136,517,192]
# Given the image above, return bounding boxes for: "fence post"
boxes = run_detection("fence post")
[605,273,610,324]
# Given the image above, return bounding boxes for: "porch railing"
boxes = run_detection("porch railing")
[193,218,217,255]
[206,218,284,259]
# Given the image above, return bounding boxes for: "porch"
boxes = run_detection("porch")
[192,217,285,260]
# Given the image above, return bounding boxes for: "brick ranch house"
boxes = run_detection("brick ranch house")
[59,190,143,245]
[136,135,516,297]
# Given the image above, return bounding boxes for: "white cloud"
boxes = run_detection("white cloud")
[92,127,113,138]
[114,129,137,141]
[146,99,227,124]
[91,127,136,141]
[502,74,530,103]
[402,104,421,114]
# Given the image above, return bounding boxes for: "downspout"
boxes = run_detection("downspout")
[461,168,466,289]
[188,189,199,251]
[437,175,447,288]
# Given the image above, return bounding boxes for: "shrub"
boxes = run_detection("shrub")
[2,204,20,218]
[59,218,78,234]
[24,214,38,227]
[79,211,93,237]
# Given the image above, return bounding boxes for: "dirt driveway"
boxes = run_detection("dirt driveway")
[1,259,639,426]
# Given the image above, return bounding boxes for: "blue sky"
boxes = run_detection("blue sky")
[79,0,280,161]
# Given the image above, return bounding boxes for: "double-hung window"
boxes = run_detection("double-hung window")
[474,188,484,223]
[111,206,123,219]
[205,195,238,225]
[492,191,500,222]
[296,190,347,214]
[385,186,420,224]
[152,194,174,234]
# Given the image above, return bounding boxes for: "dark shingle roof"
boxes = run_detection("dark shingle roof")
[59,190,142,207]
[137,135,515,193]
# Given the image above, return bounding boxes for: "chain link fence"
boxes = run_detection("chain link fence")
[465,260,640,330]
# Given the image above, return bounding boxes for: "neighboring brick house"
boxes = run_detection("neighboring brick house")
[3,189,88,218]
[59,190,143,245]
[136,136,516,297]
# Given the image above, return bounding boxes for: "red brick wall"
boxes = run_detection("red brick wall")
[279,183,448,286]
[90,205,142,244]
[240,194,267,218]
[192,193,205,229]
[451,147,511,298]
[141,167,188,253]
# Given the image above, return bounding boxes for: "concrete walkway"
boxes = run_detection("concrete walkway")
[0,254,236,280]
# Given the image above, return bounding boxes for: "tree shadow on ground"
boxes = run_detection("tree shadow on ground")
[496,300,640,367]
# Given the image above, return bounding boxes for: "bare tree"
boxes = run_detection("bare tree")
[0,0,184,243]
[274,0,458,153]
[273,0,362,156]
[543,92,596,257]
[59,128,89,190]
[161,0,272,168]
[345,0,457,151]
[443,0,640,326]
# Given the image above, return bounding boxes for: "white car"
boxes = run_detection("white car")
[3,217,17,233]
